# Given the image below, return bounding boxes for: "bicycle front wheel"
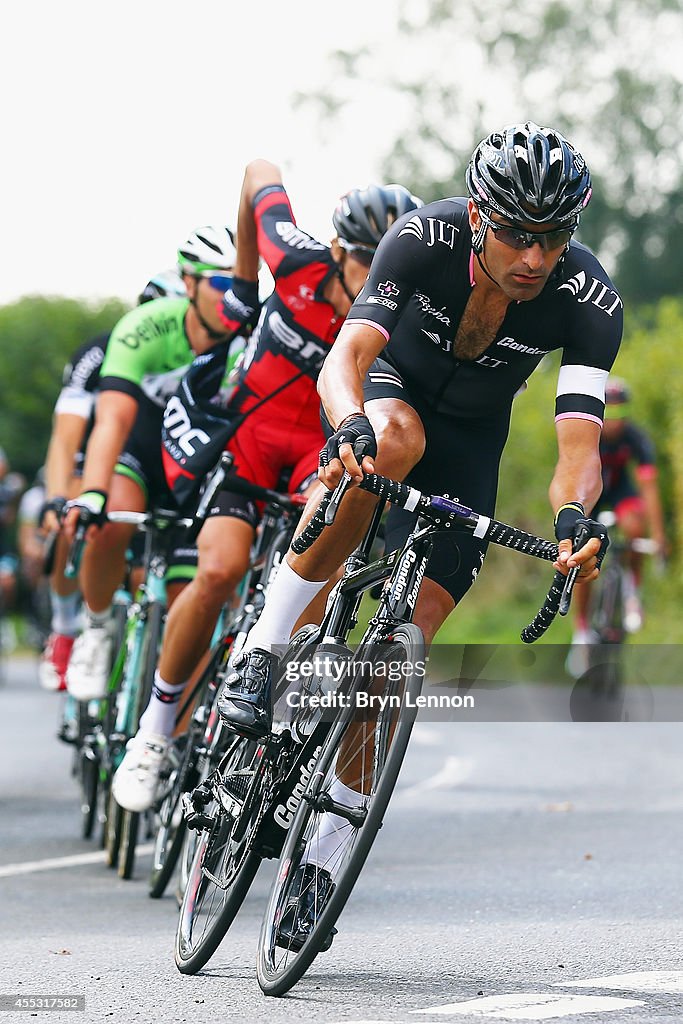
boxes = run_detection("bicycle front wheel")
[174,734,262,975]
[257,623,425,996]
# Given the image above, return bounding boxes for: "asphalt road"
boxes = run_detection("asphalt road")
[1,655,683,1024]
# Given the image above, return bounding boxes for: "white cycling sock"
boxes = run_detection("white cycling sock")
[85,605,113,628]
[302,776,361,877]
[50,590,81,636]
[241,559,328,656]
[138,671,186,738]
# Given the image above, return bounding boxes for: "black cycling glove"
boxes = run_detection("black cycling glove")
[38,496,66,528]
[63,489,108,530]
[554,502,610,569]
[319,413,377,470]
[217,277,261,335]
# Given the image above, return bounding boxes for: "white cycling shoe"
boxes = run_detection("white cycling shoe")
[112,731,170,813]
[565,627,598,679]
[66,623,113,700]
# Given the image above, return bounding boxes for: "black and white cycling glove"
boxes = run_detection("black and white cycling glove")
[319,413,377,470]
[554,502,610,569]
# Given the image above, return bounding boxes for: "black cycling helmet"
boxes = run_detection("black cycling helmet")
[333,184,423,247]
[466,121,592,227]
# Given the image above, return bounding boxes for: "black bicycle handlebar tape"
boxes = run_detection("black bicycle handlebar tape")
[219,472,301,511]
[291,489,333,554]
[42,531,58,578]
[483,521,558,562]
[520,569,565,643]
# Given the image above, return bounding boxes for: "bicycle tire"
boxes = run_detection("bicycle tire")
[78,748,99,840]
[257,623,425,996]
[148,741,191,898]
[116,600,165,880]
[105,787,124,868]
[117,810,140,879]
[174,735,263,975]
[148,637,230,899]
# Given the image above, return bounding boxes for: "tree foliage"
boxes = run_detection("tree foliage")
[0,296,128,476]
[298,0,683,304]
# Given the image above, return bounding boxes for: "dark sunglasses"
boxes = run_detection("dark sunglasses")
[481,212,575,251]
[338,238,376,267]
[198,272,234,291]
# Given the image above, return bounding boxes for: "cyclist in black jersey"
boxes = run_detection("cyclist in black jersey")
[222,121,619,732]
[220,123,620,938]
[568,376,666,665]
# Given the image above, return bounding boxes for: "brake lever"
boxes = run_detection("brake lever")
[558,523,590,616]
[324,439,368,527]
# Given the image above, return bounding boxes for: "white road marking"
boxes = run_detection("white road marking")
[396,755,474,803]
[559,970,683,992]
[410,725,443,746]
[0,843,154,878]
[411,992,643,1019]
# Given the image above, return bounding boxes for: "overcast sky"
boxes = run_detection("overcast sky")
[3,1,416,306]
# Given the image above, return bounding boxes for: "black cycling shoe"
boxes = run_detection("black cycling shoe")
[276,863,337,953]
[217,648,278,738]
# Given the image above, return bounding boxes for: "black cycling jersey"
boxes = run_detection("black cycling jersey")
[600,421,656,497]
[54,333,109,473]
[347,198,623,425]
[55,333,109,419]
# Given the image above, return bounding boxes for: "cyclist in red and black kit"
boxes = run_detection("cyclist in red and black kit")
[569,376,666,653]
[223,122,621,738]
[113,161,422,812]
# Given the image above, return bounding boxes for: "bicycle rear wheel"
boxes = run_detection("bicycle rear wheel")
[174,734,262,975]
[257,623,424,996]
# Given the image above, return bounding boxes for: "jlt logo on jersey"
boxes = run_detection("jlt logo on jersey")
[398,216,458,249]
[557,271,623,317]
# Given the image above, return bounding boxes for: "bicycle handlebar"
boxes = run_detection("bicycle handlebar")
[63,508,194,579]
[291,471,564,643]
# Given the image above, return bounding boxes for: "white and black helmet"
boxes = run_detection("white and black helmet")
[138,268,187,305]
[333,184,423,247]
[177,226,237,274]
[466,122,592,226]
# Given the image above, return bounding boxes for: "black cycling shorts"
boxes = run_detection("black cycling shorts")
[322,357,512,605]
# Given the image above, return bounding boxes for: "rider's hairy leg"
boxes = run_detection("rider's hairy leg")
[157,515,253,686]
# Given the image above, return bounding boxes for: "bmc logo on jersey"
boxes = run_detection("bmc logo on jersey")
[275,222,326,251]
[557,271,623,317]
[269,310,328,365]
[163,397,211,456]
[398,216,458,249]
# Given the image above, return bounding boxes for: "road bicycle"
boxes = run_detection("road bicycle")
[65,507,192,875]
[569,509,659,720]
[175,469,572,991]
[148,454,307,900]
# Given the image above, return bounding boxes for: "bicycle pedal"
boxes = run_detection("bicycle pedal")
[181,792,215,832]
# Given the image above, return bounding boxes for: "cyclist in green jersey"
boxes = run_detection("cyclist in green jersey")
[63,229,254,720]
